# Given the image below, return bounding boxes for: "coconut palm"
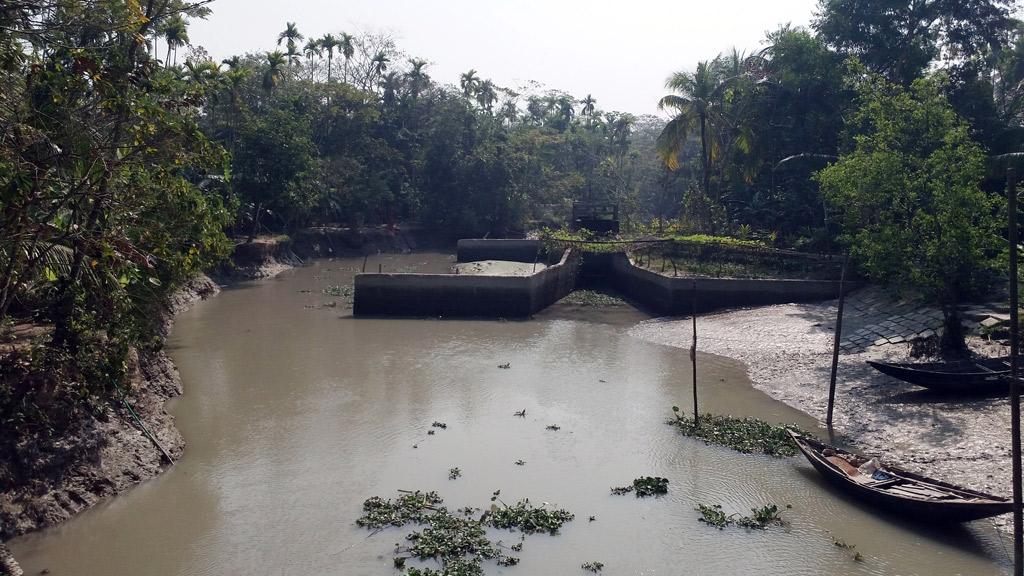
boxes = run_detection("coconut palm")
[161,15,189,66]
[263,51,287,92]
[656,60,733,196]
[320,34,338,83]
[338,32,355,83]
[277,22,304,47]
[460,69,479,99]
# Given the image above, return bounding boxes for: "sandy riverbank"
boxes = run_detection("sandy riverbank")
[630,295,1016,533]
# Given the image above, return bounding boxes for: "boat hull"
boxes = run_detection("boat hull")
[867,358,1010,395]
[791,432,1014,523]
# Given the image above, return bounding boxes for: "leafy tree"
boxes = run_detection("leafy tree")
[1,0,232,447]
[814,0,1015,86]
[816,67,1001,351]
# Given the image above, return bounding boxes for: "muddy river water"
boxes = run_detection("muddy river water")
[9,254,1013,575]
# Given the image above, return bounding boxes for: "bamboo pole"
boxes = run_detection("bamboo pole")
[826,254,849,430]
[1008,166,1022,576]
[691,280,699,426]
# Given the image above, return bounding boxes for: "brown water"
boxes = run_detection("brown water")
[9,253,1012,575]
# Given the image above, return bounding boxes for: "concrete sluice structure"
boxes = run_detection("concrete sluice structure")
[352,239,851,318]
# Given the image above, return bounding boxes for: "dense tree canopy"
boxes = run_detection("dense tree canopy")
[816,68,1001,348]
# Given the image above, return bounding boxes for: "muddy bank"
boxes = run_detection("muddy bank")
[0,276,223,542]
[630,295,1017,533]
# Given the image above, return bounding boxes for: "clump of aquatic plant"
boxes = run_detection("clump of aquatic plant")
[696,504,731,529]
[670,407,802,457]
[562,290,626,307]
[696,502,788,530]
[832,536,865,562]
[449,467,462,480]
[432,421,448,429]
[581,560,605,572]
[485,498,575,534]
[513,409,526,417]
[322,284,352,298]
[735,504,785,529]
[356,490,444,529]
[611,476,669,497]
[514,459,526,466]
[358,489,573,574]
[545,424,561,431]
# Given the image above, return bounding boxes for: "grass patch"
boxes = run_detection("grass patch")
[669,407,802,457]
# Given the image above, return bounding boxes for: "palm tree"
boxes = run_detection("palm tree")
[222,55,242,70]
[500,97,519,126]
[381,71,401,107]
[285,42,302,67]
[184,59,221,85]
[406,58,429,99]
[460,69,479,99]
[263,51,287,92]
[277,22,304,48]
[555,94,575,129]
[338,32,355,83]
[320,34,338,83]
[580,94,597,117]
[303,39,321,80]
[161,15,189,66]
[476,80,497,112]
[657,60,732,197]
[369,51,390,89]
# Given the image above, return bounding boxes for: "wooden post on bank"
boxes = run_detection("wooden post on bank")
[691,280,699,426]
[826,254,849,430]
[1008,166,1022,576]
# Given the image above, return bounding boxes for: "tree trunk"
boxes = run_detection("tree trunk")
[940,306,969,356]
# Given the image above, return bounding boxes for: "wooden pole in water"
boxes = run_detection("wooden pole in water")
[826,253,849,430]
[1008,166,1022,576]
[691,280,699,426]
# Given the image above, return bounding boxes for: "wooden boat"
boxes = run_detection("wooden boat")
[789,431,1013,522]
[866,356,1011,394]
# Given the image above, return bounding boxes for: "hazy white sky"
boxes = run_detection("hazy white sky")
[189,0,821,116]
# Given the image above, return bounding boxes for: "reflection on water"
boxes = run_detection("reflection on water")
[9,254,1011,575]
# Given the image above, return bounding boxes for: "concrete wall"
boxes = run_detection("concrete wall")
[610,252,848,315]
[456,239,543,263]
[353,249,580,318]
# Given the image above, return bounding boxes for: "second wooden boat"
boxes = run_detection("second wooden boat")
[866,356,1010,394]
[790,431,1013,523]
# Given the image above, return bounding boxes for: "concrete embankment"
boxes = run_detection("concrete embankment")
[356,240,851,318]
[353,249,580,317]
[605,252,850,314]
